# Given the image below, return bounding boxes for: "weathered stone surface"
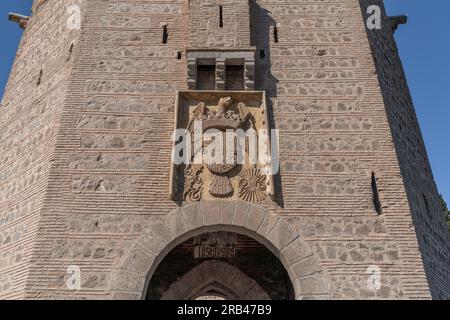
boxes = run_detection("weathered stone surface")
[289,255,323,278]
[200,201,221,226]
[165,208,188,238]
[137,232,166,257]
[122,246,154,274]
[219,201,235,225]
[267,219,300,251]
[71,175,137,193]
[294,274,328,296]
[245,205,267,231]
[233,202,250,227]
[282,237,314,266]
[110,269,145,293]
[181,203,203,230]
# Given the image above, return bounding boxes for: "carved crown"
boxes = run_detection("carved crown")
[198,97,248,131]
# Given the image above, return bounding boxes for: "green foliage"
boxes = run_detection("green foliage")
[439,194,450,232]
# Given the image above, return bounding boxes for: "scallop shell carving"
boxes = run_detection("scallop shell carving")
[238,168,267,203]
[209,175,234,198]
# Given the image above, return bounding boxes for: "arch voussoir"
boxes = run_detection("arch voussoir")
[256,210,279,238]
[288,255,323,280]
[281,236,315,266]
[200,201,221,226]
[180,202,203,230]
[165,207,188,239]
[135,228,168,257]
[220,201,235,225]
[233,201,251,226]
[149,218,176,243]
[111,268,146,294]
[121,244,156,274]
[245,205,267,232]
[111,201,329,300]
[293,274,329,300]
[266,219,298,252]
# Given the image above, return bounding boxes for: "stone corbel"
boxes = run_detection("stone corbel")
[8,13,29,30]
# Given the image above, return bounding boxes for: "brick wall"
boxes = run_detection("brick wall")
[361,0,450,299]
[0,0,446,299]
[0,0,80,299]
[250,0,431,299]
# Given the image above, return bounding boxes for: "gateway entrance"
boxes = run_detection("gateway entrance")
[146,232,294,300]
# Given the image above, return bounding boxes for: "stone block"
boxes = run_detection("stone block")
[233,202,250,227]
[200,201,221,226]
[220,201,235,225]
[180,203,203,230]
[245,205,267,231]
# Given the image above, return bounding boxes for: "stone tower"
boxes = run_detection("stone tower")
[0,0,448,300]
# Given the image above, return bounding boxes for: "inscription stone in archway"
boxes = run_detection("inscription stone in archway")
[193,232,237,258]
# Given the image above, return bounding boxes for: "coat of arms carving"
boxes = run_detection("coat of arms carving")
[170,91,276,203]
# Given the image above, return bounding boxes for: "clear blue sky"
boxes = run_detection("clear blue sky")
[1,1,449,203]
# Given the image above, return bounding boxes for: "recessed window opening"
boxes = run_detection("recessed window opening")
[68,43,74,60]
[219,6,224,28]
[260,50,265,59]
[196,65,216,90]
[371,172,382,215]
[37,69,43,86]
[274,25,279,43]
[163,25,169,44]
[423,194,431,218]
[226,65,244,91]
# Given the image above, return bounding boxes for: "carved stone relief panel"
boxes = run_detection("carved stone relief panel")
[170,91,275,203]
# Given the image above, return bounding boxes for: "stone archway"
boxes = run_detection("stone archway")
[160,260,270,300]
[110,201,329,300]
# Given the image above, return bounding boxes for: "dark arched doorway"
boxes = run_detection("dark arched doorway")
[146,232,294,300]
